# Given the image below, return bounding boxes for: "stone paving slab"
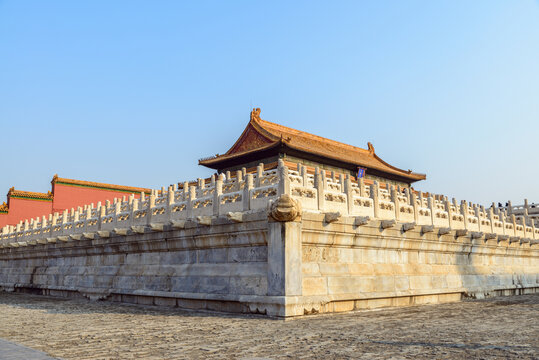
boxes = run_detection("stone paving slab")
[0,338,58,360]
[0,292,537,359]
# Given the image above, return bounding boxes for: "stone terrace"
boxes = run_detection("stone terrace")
[0,160,538,317]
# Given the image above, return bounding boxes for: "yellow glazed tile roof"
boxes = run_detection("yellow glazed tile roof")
[200,108,426,181]
[51,175,151,194]
[7,187,53,200]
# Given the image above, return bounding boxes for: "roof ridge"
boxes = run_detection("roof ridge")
[8,188,54,200]
[254,117,372,155]
[222,109,278,156]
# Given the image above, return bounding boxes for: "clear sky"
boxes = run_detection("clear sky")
[1,1,538,206]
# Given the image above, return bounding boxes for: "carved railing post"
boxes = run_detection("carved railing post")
[256,163,264,187]
[344,174,353,215]
[114,200,121,227]
[461,201,469,229]
[243,174,253,211]
[182,182,188,199]
[235,171,243,192]
[147,193,156,225]
[130,198,138,227]
[51,212,58,228]
[301,165,308,187]
[186,185,196,219]
[98,203,105,230]
[391,185,400,221]
[214,176,223,216]
[370,181,379,219]
[73,209,80,223]
[359,176,366,197]
[427,195,435,225]
[473,204,481,232]
[166,185,174,221]
[488,206,495,234]
[412,192,419,223]
[499,211,506,236]
[445,199,453,228]
[523,209,530,233]
[23,220,29,235]
[314,167,324,212]
[277,159,290,196]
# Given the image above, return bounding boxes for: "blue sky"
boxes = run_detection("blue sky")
[1,1,538,206]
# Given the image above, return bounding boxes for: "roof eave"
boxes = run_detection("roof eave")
[199,141,282,169]
[282,142,425,182]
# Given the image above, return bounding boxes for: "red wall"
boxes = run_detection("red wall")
[52,183,143,213]
[0,184,146,229]
[0,198,53,228]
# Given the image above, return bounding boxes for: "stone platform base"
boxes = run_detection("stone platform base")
[3,286,286,317]
[4,285,539,319]
[302,287,539,315]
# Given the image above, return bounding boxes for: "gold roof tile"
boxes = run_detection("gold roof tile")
[200,108,426,182]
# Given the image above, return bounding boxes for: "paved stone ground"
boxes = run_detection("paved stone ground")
[0,292,537,360]
[0,338,58,360]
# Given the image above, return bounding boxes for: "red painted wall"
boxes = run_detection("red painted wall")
[0,182,148,229]
[51,183,143,213]
[0,198,53,228]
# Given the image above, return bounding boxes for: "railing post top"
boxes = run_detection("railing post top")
[246,173,254,185]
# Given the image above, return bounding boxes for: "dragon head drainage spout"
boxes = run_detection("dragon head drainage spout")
[270,194,301,222]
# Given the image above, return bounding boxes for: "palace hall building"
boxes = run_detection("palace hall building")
[199,108,425,187]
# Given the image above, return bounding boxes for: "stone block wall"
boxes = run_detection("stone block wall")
[293,212,539,315]
[0,214,273,314]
